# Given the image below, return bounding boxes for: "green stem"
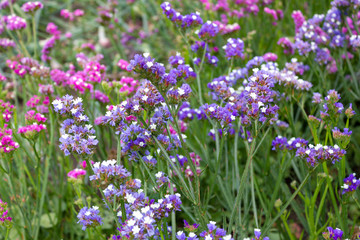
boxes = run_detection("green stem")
[5,228,10,240]
[262,166,317,235]
[32,15,38,59]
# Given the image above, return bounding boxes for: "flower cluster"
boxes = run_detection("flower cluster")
[77,206,102,230]
[21,1,43,13]
[160,2,203,28]
[0,38,15,51]
[332,127,352,147]
[271,136,308,151]
[67,168,86,179]
[296,144,346,166]
[223,38,244,59]
[52,95,98,156]
[60,9,84,21]
[0,100,14,122]
[3,15,27,31]
[244,228,270,240]
[0,124,19,154]
[0,199,12,227]
[41,22,61,62]
[341,173,360,195]
[322,227,343,240]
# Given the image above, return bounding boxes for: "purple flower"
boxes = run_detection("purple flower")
[341,173,360,195]
[223,38,244,59]
[197,21,219,40]
[77,206,103,230]
[322,226,343,240]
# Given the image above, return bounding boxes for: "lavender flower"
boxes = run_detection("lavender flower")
[223,38,244,59]
[77,206,103,230]
[52,95,98,156]
[341,173,360,195]
[197,21,219,40]
[322,227,343,240]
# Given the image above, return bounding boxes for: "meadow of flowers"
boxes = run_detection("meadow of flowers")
[0,0,360,239]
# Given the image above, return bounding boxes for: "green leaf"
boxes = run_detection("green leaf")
[40,212,58,229]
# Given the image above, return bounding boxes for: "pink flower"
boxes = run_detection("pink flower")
[67,168,86,179]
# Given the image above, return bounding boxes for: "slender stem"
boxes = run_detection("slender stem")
[262,166,317,235]
[32,15,38,59]
[251,161,258,228]
[5,228,10,240]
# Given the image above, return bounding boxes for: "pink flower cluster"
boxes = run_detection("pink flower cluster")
[19,109,47,138]
[6,60,27,77]
[264,7,283,25]
[67,168,87,179]
[25,110,47,124]
[21,1,43,13]
[80,43,95,51]
[60,9,84,21]
[119,77,138,94]
[0,73,5,82]
[117,59,130,71]
[0,124,19,154]
[0,199,12,226]
[3,15,27,31]
[26,95,50,113]
[41,22,61,62]
[0,100,14,122]
[0,38,16,51]
[18,123,46,136]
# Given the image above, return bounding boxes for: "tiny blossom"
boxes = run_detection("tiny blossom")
[77,206,103,230]
[341,173,360,194]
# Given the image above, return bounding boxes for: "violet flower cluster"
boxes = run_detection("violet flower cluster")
[52,95,98,156]
[322,227,343,240]
[243,228,270,240]
[341,173,360,195]
[223,38,244,60]
[160,2,203,28]
[77,206,102,230]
